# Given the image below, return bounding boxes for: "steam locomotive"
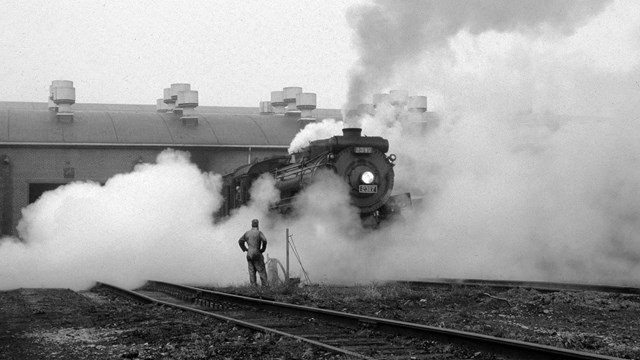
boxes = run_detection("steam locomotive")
[220,128,410,225]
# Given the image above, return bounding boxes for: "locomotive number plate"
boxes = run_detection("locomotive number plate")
[359,185,378,193]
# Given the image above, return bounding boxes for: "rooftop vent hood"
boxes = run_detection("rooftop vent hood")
[49,80,75,122]
[408,96,428,113]
[157,83,199,125]
[283,86,302,116]
[160,87,174,112]
[270,91,286,115]
[390,90,409,110]
[296,92,316,128]
[259,101,274,115]
[156,98,169,112]
[371,91,427,116]
[357,103,374,116]
[176,89,199,126]
[372,93,390,109]
[169,83,190,115]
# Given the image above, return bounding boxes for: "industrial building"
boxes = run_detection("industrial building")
[0,81,340,236]
[0,81,436,236]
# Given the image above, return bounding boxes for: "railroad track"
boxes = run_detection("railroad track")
[396,279,640,295]
[96,280,624,360]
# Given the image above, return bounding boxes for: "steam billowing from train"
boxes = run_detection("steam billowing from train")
[337,0,640,284]
[344,0,613,113]
[1,0,640,290]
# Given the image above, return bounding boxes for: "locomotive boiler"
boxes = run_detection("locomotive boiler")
[221,128,409,225]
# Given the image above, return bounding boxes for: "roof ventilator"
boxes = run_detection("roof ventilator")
[49,80,75,122]
[283,86,302,116]
[169,83,190,116]
[156,97,169,113]
[407,95,430,132]
[357,103,375,116]
[371,91,427,114]
[159,87,174,113]
[177,89,199,126]
[269,91,286,115]
[408,96,428,113]
[390,90,409,114]
[296,92,316,128]
[259,101,274,115]
[373,93,390,109]
[157,83,199,126]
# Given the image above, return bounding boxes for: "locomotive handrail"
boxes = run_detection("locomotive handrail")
[272,152,328,178]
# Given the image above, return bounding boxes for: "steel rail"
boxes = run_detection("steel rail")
[95,282,157,304]
[147,280,623,360]
[94,281,372,360]
[396,278,640,295]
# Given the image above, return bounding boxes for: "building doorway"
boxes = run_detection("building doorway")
[28,183,66,204]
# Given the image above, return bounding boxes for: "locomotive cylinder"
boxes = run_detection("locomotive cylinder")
[275,177,304,193]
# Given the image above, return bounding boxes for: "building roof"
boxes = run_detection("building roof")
[0,102,342,149]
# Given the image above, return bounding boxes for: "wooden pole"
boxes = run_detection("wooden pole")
[285,228,290,282]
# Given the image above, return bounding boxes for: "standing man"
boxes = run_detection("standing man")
[238,219,268,287]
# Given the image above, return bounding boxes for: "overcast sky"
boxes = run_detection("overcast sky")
[0,0,360,109]
[1,0,638,113]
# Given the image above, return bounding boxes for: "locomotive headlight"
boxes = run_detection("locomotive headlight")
[361,171,375,184]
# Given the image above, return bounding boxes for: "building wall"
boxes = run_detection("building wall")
[0,146,286,236]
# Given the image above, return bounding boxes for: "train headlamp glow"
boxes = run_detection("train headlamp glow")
[361,171,375,184]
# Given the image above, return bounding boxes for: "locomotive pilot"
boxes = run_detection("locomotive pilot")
[238,219,268,287]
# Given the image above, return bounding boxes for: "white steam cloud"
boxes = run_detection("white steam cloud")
[344,0,613,110]
[0,150,276,290]
[288,0,640,286]
[288,118,344,154]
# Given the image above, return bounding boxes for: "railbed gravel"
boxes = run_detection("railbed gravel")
[1,282,638,359]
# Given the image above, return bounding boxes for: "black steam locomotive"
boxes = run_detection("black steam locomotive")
[220,128,410,225]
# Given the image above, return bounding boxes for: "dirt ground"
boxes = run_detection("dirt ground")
[1,283,639,359]
[221,283,640,359]
[0,287,339,360]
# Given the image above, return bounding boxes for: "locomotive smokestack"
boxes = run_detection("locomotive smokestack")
[342,128,362,140]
